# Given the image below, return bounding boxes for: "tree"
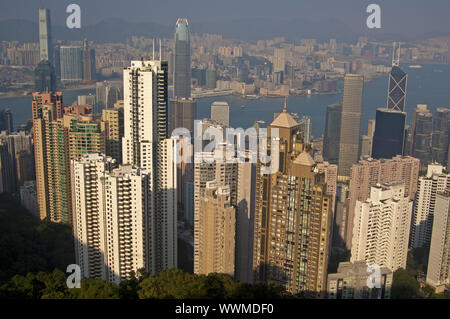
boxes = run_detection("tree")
[391,268,419,299]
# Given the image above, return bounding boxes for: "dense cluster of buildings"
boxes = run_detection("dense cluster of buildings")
[0,8,449,299]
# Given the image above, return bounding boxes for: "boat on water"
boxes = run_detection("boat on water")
[409,65,422,69]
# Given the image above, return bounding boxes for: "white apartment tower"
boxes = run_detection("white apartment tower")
[426,190,450,292]
[351,182,413,272]
[72,154,154,284]
[411,163,450,248]
[122,60,177,274]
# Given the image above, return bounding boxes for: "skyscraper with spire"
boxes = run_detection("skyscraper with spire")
[387,43,407,112]
[372,43,407,159]
[38,8,52,63]
[252,101,332,297]
[174,18,191,98]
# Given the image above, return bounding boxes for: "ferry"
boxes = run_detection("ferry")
[409,65,422,69]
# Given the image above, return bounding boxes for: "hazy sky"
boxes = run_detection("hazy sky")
[1,0,450,35]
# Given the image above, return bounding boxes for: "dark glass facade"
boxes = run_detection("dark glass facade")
[174,19,191,98]
[431,108,449,166]
[372,108,406,159]
[323,103,342,164]
[413,112,433,169]
[34,60,56,92]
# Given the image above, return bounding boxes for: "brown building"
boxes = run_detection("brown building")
[32,91,105,223]
[344,155,420,249]
[252,105,332,297]
[195,181,236,276]
[101,100,124,164]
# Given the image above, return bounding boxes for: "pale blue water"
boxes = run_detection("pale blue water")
[1,63,449,137]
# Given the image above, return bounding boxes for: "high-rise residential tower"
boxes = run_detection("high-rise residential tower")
[410,163,450,249]
[196,181,236,276]
[253,106,332,297]
[71,155,156,284]
[338,74,364,178]
[345,156,419,249]
[426,190,450,292]
[122,60,177,273]
[351,182,413,272]
[38,8,52,63]
[174,18,191,98]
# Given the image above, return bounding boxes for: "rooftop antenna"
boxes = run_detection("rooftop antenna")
[283,97,287,112]
[159,38,162,61]
[153,39,155,60]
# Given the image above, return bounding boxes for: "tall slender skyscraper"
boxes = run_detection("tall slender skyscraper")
[431,108,449,166]
[122,60,177,273]
[253,106,332,296]
[174,18,191,98]
[323,103,342,164]
[426,190,450,292]
[387,43,407,112]
[410,163,450,249]
[338,74,364,178]
[38,8,52,63]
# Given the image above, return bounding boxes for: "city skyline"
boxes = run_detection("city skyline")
[0,3,449,302]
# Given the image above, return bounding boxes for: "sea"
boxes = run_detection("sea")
[1,63,449,137]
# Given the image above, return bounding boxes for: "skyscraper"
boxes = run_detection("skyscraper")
[101,101,124,164]
[351,182,413,272]
[195,181,236,276]
[346,156,420,249]
[338,74,364,178]
[323,103,342,164]
[210,101,230,127]
[410,104,430,155]
[413,111,433,170]
[169,97,197,136]
[410,163,450,249]
[371,108,407,159]
[38,8,52,63]
[253,107,332,296]
[0,109,13,133]
[174,18,191,98]
[34,60,56,93]
[71,155,154,284]
[82,39,96,81]
[426,190,450,292]
[431,108,449,166]
[299,115,312,145]
[235,152,256,284]
[122,60,177,273]
[60,46,83,82]
[273,47,286,73]
[387,43,407,112]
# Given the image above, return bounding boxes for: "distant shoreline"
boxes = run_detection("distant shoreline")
[0,84,96,100]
